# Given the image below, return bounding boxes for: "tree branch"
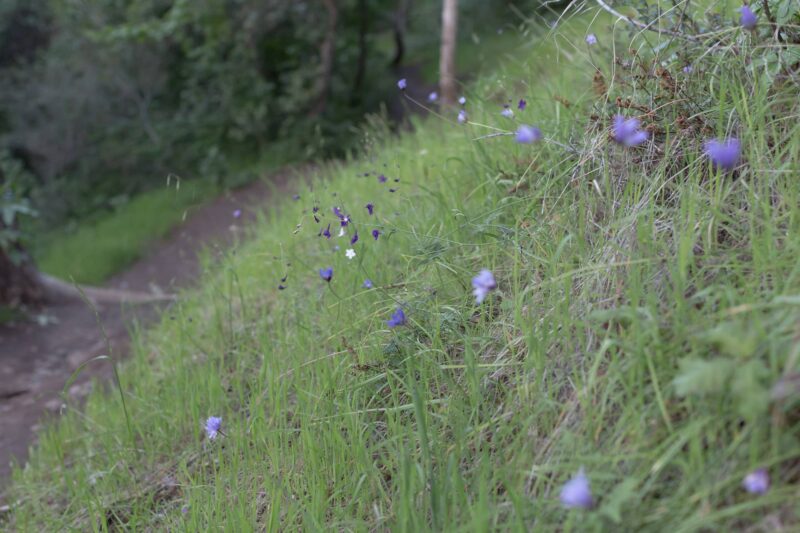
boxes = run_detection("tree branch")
[594,0,702,43]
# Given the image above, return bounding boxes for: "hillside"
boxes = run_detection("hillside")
[4,5,800,531]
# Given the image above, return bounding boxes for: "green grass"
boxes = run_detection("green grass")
[34,180,218,285]
[6,4,800,531]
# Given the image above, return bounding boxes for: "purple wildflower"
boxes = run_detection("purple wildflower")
[458,109,468,124]
[397,78,407,90]
[378,174,388,183]
[613,115,649,147]
[683,65,693,74]
[501,106,514,118]
[560,468,593,509]
[278,284,286,290]
[739,5,757,29]
[515,125,542,144]
[350,231,359,245]
[366,203,374,215]
[292,194,300,201]
[372,229,381,240]
[705,138,741,172]
[387,307,406,328]
[586,33,598,45]
[742,468,770,494]
[340,215,350,227]
[322,223,332,239]
[518,99,527,111]
[232,209,242,219]
[181,505,189,515]
[333,206,344,219]
[472,269,497,304]
[204,416,222,440]
[428,91,438,102]
[363,279,373,289]
[319,267,333,282]
[389,188,397,193]
[458,96,466,106]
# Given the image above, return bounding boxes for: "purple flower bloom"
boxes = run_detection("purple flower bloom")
[389,188,397,193]
[501,107,514,118]
[372,229,381,240]
[613,115,649,147]
[232,209,242,219]
[742,468,770,494]
[739,5,757,29]
[472,269,497,304]
[586,33,598,45]
[398,78,407,90]
[683,65,693,74]
[428,91,438,102]
[366,203,374,215]
[515,125,542,144]
[340,215,350,227]
[458,109,468,124]
[518,99,527,111]
[705,138,741,171]
[378,174,388,183]
[350,231,359,245]
[387,307,406,328]
[292,194,300,201]
[319,267,333,282]
[333,206,344,219]
[204,416,222,440]
[181,505,189,515]
[278,284,286,290]
[322,223,332,239]
[560,468,593,509]
[458,96,466,106]
[363,279,373,289]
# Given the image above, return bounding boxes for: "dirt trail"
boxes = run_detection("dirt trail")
[0,174,291,492]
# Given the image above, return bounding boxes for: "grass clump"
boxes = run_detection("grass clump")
[5,3,800,531]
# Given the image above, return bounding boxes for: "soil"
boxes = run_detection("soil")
[0,173,292,495]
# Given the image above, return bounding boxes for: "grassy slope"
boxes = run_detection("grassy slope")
[7,7,800,532]
[34,181,218,285]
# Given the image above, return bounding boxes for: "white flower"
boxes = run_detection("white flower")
[338,227,345,237]
[345,248,356,260]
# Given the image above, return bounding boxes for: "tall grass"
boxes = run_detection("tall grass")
[5,3,800,531]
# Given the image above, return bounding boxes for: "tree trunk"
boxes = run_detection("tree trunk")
[391,0,412,67]
[439,0,458,106]
[310,0,339,116]
[0,245,43,309]
[351,0,369,105]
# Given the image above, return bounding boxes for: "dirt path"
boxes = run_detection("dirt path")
[0,173,292,491]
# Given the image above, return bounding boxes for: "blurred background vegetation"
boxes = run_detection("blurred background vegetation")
[0,0,543,234]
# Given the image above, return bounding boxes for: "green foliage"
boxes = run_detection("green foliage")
[0,150,37,255]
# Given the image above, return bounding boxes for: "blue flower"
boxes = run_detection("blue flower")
[457,109,468,124]
[428,91,438,102]
[363,279,373,289]
[739,5,757,29]
[683,65,693,74]
[387,307,406,328]
[705,138,741,171]
[472,269,497,303]
[515,125,542,144]
[366,203,374,215]
[458,96,466,106]
[560,468,593,509]
[292,194,300,201]
[322,223,332,239]
[204,416,222,440]
[501,106,514,118]
[232,209,242,219]
[517,99,527,111]
[585,33,598,45]
[319,267,333,282]
[613,115,649,147]
[372,229,381,240]
[378,174,388,183]
[278,284,286,290]
[398,78,407,90]
[350,231,359,245]
[742,468,769,494]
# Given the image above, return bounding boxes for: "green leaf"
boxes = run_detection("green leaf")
[673,358,735,397]
[599,478,639,524]
[732,360,771,420]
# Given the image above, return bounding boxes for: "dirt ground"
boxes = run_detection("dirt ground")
[0,175,290,493]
